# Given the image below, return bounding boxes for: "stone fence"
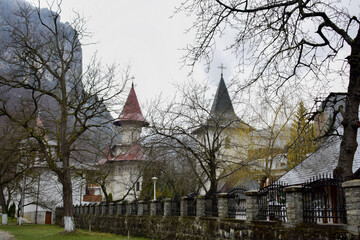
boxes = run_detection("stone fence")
[55,179,360,240]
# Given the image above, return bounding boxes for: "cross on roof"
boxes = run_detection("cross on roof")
[130,76,135,88]
[218,63,227,76]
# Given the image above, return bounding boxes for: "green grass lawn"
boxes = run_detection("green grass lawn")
[0,218,151,240]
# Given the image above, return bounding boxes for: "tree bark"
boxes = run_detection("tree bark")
[208,166,218,195]
[335,28,360,178]
[62,165,74,232]
[0,185,8,225]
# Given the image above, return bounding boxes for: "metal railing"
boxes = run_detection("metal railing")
[187,192,197,216]
[227,188,247,220]
[171,196,181,216]
[205,193,218,217]
[303,174,346,224]
[257,182,287,222]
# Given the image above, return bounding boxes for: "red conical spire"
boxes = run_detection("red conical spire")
[113,84,149,127]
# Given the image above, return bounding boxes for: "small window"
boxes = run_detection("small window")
[136,182,140,191]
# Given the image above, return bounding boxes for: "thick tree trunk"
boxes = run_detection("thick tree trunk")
[62,166,74,232]
[335,28,360,178]
[208,168,218,196]
[0,185,8,225]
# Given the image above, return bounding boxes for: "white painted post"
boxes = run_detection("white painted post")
[152,177,158,201]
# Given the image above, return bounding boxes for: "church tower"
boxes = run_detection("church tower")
[113,84,149,145]
[96,84,149,201]
[210,73,238,121]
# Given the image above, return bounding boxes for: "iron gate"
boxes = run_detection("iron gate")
[257,182,287,222]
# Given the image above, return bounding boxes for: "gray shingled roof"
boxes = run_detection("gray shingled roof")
[278,93,360,185]
[278,128,360,185]
[210,74,236,117]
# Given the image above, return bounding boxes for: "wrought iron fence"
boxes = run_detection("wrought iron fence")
[187,192,197,216]
[156,200,164,216]
[74,205,79,215]
[257,182,287,222]
[90,203,97,214]
[98,203,103,214]
[171,196,181,216]
[85,204,90,214]
[303,174,346,224]
[120,201,127,215]
[227,188,247,220]
[112,203,117,215]
[143,201,150,215]
[104,203,109,215]
[131,200,138,215]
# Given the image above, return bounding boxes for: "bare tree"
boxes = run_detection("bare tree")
[179,0,360,178]
[247,93,297,186]
[0,1,126,232]
[147,80,255,195]
[0,117,33,225]
[139,140,198,199]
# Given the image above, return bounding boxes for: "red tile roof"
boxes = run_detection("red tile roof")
[113,84,149,127]
[98,142,145,164]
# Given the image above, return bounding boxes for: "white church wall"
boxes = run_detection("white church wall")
[108,161,143,201]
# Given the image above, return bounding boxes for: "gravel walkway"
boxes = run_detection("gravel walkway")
[0,230,15,240]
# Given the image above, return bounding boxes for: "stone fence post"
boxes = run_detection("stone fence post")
[217,193,228,218]
[245,190,258,223]
[138,200,145,216]
[116,202,122,215]
[150,200,157,216]
[342,179,360,230]
[284,185,303,227]
[126,201,132,216]
[95,203,101,215]
[164,198,172,216]
[196,195,206,217]
[102,203,107,215]
[180,197,188,216]
[109,203,114,215]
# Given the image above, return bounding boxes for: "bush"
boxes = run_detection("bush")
[7,202,15,219]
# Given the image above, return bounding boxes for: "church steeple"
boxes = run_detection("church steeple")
[210,73,236,118]
[113,84,149,127]
[113,84,148,145]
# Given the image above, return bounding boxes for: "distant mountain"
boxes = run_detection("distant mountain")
[0,0,120,164]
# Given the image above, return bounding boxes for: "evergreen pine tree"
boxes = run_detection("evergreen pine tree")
[287,101,317,169]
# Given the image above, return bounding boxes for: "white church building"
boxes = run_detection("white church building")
[97,84,149,201]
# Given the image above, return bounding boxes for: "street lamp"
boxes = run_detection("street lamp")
[151,177,158,201]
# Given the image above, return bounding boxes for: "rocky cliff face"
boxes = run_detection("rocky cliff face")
[0,0,119,164]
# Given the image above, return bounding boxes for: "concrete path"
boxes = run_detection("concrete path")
[0,230,15,240]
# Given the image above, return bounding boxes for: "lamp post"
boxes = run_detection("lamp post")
[151,177,158,201]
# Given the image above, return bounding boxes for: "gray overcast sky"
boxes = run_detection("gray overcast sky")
[26,0,348,115]
[27,0,239,113]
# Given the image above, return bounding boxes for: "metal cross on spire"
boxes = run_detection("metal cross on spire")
[130,76,135,88]
[218,63,227,76]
